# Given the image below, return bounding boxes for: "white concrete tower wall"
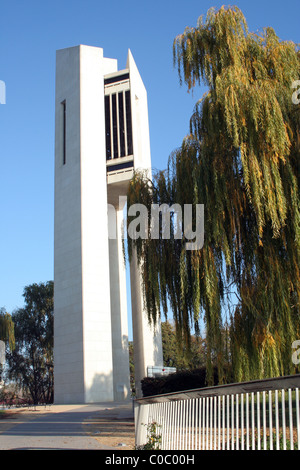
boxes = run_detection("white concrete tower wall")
[79,46,116,402]
[108,201,131,401]
[54,46,83,403]
[126,50,151,172]
[54,45,163,403]
[54,45,118,403]
[126,51,164,396]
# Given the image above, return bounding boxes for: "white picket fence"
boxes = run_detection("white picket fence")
[134,374,300,450]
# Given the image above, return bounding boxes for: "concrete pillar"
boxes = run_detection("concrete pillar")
[54,45,163,404]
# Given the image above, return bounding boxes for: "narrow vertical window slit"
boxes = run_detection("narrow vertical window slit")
[125,90,133,156]
[118,92,125,157]
[105,95,111,160]
[112,93,119,158]
[61,100,66,165]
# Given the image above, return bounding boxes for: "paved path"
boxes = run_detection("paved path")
[0,402,134,450]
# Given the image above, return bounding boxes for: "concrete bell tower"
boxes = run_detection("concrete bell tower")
[54,45,163,404]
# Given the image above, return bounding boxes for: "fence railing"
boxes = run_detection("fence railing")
[134,374,300,450]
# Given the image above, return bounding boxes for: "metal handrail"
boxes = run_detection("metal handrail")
[135,374,300,404]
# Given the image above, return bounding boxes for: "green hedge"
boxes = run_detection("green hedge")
[141,367,223,397]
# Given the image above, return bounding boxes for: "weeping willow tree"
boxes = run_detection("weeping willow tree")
[126,6,300,384]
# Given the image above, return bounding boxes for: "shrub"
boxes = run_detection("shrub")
[141,366,223,397]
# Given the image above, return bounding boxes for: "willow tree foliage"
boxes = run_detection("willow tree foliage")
[126,6,300,384]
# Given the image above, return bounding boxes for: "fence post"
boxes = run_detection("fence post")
[134,400,150,448]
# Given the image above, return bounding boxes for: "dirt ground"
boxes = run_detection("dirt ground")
[83,407,135,449]
[0,405,135,450]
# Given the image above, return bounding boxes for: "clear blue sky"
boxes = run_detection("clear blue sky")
[0,0,299,320]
